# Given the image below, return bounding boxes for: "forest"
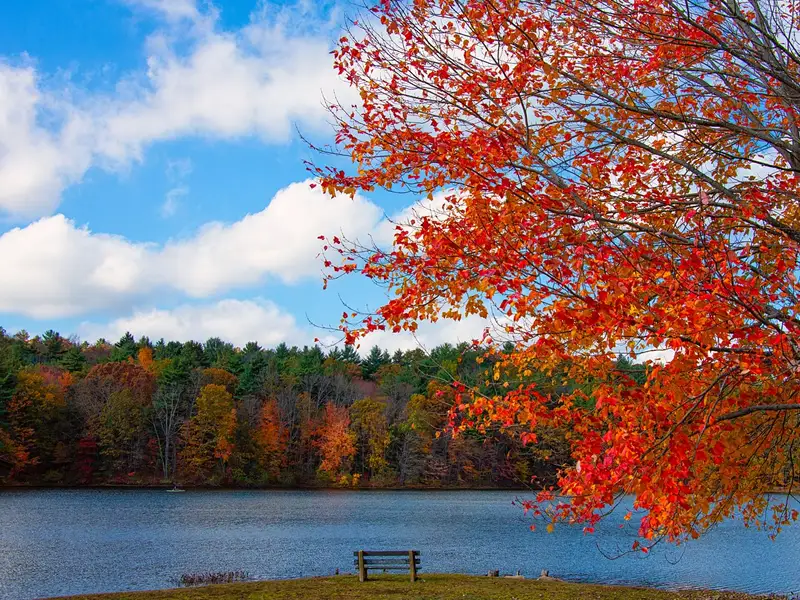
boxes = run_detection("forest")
[0,328,647,489]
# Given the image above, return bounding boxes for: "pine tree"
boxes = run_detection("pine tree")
[110,332,137,362]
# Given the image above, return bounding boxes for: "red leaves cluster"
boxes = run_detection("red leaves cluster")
[316,0,800,544]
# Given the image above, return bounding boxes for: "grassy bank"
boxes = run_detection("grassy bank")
[58,574,771,600]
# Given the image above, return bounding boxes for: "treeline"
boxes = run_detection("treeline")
[0,328,603,488]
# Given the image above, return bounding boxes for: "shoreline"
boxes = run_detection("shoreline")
[0,483,540,492]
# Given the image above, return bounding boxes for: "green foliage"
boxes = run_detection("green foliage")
[110,332,137,362]
[60,347,87,373]
[361,346,391,380]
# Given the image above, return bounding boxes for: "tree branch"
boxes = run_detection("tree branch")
[716,403,800,422]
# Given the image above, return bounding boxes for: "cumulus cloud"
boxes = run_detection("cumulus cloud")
[0,0,350,218]
[78,298,306,347]
[0,214,151,318]
[157,181,382,294]
[0,180,382,318]
[0,65,94,217]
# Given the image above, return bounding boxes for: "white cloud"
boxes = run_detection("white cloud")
[161,186,186,217]
[0,180,382,318]
[0,0,350,218]
[0,214,151,318]
[78,298,306,347]
[0,65,94,218]
[158,180,382,294]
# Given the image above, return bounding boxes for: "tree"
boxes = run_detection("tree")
[6,366,72,477]
[110,332,137,362]
[60,347,87,373]
[96,389,151,477]
[42,330,66,363]
[350,398,391,480]
[150,383,186,482]
[254,399,288,481]
[317,0,800,543]
[315,403,356,482]
[180,384,236,483]
[73,362,156,423]
[200,367,239,396]
[361,346,391,380]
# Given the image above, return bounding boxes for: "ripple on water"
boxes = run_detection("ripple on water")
[0,489,797,600]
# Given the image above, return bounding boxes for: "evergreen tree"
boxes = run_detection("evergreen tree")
[237,352,269,398]
[60,347,87,373]
[340,345,361,365]
[42,330,66,363]
[204,337,234,366]
[180,341,207,369]
[110,332,137,362]
[298,345,325,377]
[242,341,263,363]
[362,345,391,380]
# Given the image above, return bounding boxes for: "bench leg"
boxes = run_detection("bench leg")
[358,550,367,582]
[409,550,417,582]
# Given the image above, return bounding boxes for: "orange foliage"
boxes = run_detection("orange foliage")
[136,347,155,373]
[200,368,239,396]
[84,362,155,406]
[317,0,800,543]
[255,399,288,479]
[315,403,356,477]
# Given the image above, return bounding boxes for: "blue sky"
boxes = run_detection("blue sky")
[0,0,487,352]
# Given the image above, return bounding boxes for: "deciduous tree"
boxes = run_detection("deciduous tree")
[180,384,236,483]
[317,0,800,543]
[316,402,357,481]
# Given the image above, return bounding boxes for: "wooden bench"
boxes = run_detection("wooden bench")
[353,550,420,582]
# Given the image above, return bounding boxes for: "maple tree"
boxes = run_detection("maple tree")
[315,0,800,543]
[255,399,289,481]
[315,402,357,482]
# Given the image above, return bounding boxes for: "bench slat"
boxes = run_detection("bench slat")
[353,558,420,567]
[353,550,419,557]
[355,561,421,567]
[361,566,421,571]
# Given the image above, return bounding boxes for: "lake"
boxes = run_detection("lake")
[0,489,798,600]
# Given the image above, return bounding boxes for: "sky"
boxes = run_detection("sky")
[0,0,490,353]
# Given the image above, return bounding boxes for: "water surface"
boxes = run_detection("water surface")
[0,489,798,599]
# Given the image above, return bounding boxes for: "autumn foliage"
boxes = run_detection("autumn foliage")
[315,403,357,481]
[316,0,800,543]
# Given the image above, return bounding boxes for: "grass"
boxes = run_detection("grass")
[57,574,774,600]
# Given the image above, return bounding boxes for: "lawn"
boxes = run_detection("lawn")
[58,574,771,600]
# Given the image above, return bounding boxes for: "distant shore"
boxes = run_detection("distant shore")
[0,482,536,492]
[52,574,775,600]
